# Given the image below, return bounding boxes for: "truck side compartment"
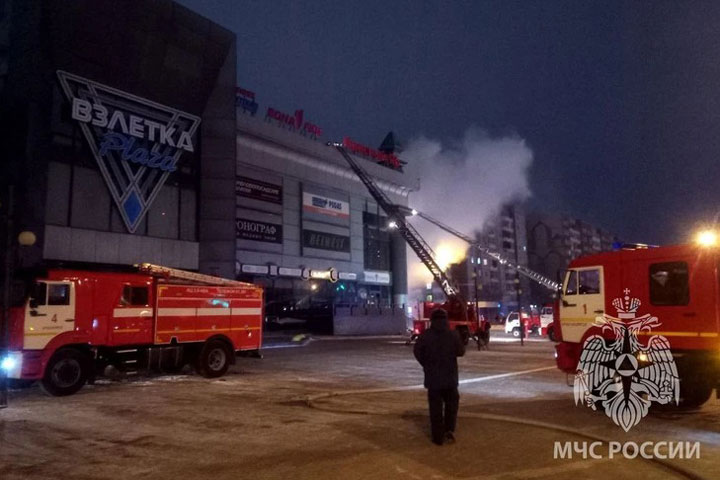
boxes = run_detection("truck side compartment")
[2,266,263,396]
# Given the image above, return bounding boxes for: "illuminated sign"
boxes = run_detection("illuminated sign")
[236,176,282,204]
[57,71,200,233]
[302,230,350,253]
[310,268,339,283]
[278,267,302,277]
[241,264,269,275]
[343,137,401,170]
[236,218,283,243]
[302,192,349,219]
[236,87,258,116]
[363,271,391,284]
[266,107,322,138]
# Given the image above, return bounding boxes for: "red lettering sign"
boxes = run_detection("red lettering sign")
[342,137,400,170]
[265,107,323,138]
[236,87,255,99]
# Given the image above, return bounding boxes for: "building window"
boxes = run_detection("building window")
[363,211,390,271]
[649,262,689,306]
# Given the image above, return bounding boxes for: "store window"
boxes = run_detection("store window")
[363,211,390,271]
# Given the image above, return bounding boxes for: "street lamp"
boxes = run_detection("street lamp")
[1,187,37,409]
[18,231,37,247]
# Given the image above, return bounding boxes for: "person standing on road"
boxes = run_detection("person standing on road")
[413,308,465,445]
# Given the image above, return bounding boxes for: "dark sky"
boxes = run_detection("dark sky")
[178,0,720,245]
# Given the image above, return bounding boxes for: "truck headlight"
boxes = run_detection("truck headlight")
[1,356,16,371]
[0,352,22,378]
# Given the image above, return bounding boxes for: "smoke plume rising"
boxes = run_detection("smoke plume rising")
[403,127,534,298]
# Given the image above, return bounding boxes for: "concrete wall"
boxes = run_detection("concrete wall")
[199,40,237,278]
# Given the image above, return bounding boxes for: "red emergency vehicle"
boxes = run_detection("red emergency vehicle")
[408,301,487,347]
[554,244,720,407]
[1,263,263,396]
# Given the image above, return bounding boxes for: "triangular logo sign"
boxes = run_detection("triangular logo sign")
[56,71,201,233]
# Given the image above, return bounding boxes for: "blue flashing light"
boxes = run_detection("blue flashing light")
[1,356,16,372]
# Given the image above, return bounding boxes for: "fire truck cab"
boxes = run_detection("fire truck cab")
[554,244,720,407]
[1,264,263,396]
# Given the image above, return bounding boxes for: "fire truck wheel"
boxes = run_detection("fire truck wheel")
[40,349,90,397]
[196,340,231,378]
[678,378,714,409]
[547,327,556,342]
[457,327,470,345]
[511,327,521,338]
[673,356,715,409]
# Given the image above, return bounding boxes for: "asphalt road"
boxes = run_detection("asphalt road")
[1,332,719,479]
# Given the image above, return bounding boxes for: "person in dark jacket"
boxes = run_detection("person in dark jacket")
[413,308,465,445]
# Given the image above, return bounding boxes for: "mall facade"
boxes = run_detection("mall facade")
[0,0,412,334]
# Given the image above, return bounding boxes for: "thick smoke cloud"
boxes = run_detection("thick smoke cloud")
[402,127,534,296]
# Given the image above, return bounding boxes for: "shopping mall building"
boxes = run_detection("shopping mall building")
[0,0,412,334]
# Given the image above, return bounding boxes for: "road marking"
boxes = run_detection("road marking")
[480,457,613,480]
[459,366,556,385]
[305,365,557,400]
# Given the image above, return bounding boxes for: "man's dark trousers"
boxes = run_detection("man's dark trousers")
[428,387,459,443]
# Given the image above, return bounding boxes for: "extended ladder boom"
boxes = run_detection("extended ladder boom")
[135,263,250,287]
[331,143,458,297]
[407,210,560,291]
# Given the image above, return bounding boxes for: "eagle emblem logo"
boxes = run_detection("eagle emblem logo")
[574,289,680,431]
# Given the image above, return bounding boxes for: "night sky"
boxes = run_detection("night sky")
[178,0,720,245]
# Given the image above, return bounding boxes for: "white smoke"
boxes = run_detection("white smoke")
[402,127,534,296]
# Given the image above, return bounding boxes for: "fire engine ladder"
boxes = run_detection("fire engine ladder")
[408,210,560,292]
[331,143,458,297]
[135,263,249,286]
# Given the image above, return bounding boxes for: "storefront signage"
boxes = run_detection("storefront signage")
[278,267,302,277]
[236,218,283,243]
[236,87,258,116]
[236,176,282,204]
[310,268,339,283]
[339,272,357,281]
[57,71,201,233]
[241,264,269,275]
[302,192,349,219]
[302,230,350,253]
[266,107,322,138]
[363,271,391,284]
[343,137,401,170]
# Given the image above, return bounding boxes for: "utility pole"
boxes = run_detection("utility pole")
[472,245,479,323]
[1,185,14,408]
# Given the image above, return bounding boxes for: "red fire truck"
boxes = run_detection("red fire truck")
[1,263,263,396]
[408,301,487,346]
[554,243,720,407]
